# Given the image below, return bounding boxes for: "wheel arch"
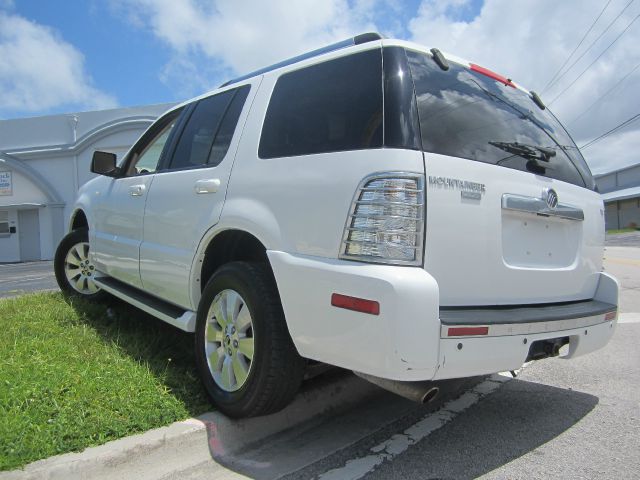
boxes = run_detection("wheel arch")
[69,209,88,232]
[196,229,276,295]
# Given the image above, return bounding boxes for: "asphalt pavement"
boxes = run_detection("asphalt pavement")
[0,261,57,299]
[605,230,640,247]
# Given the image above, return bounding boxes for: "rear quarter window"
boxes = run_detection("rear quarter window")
[259,49,383,158]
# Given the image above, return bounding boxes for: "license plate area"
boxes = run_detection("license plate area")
[501,210,580,268]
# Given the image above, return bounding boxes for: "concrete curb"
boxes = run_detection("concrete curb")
[1,372,379,480]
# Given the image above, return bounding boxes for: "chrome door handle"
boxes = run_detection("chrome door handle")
[195,179,221,194]
[129,184,146,196]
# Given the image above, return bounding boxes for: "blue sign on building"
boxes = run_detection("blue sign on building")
[0,171,12,196]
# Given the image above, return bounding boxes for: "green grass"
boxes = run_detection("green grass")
[606,228,637,234]
[0,292,211,471]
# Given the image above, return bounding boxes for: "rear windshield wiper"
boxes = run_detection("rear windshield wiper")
[470,77,569,155]
[489,141,556,171]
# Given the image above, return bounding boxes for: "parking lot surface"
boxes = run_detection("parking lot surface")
[605,230,640,247]
[0,261,57,299]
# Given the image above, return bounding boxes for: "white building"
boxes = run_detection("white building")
[0,104,173,263]
[595,164,640,231]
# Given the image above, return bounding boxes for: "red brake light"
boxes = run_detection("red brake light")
[470,63,515,88]
[331,293,380,315]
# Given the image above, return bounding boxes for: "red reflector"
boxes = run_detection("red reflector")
[447,326,489,337]
[331,293,380,315]
[604,311,617,321]
[470,63,515,88]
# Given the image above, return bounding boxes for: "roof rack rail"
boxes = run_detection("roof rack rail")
[220,32,383,87]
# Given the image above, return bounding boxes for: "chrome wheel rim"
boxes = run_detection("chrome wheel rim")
[205,289,255,392]
[64,242,100,295]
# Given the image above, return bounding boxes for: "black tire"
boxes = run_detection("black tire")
[54,228,108,301]
[195,261,305,418]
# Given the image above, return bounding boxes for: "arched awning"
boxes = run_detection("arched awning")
[2,115,160,160]
[0,151,64,205]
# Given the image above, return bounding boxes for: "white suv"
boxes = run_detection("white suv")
[54,33,619,418]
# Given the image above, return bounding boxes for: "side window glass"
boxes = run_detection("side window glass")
[168,86,249,170]
[125,110,182,176]
[131,125,173,175]
[259,49,383,159]
[209,86,250,166]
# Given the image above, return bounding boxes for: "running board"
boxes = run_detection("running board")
[94,277,196,332]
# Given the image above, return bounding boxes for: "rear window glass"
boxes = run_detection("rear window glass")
[259,49,383,158]
[405,50,595,190]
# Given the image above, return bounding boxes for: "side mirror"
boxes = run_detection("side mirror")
[91,151,118,176]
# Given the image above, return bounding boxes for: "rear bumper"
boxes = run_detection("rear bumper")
[433,318,615,380]
[434,271,618,379]
[268,250,619,381]
[440,299,616,338]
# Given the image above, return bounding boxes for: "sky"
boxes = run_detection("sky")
[0,0,638,174]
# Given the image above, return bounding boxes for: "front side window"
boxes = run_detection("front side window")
[259,49,383,159]
[168,86,249,170]
[405,50,596,190]
[125,109,182,176]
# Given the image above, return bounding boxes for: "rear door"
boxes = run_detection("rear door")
[405,49,604,306]
[139,83,255,309]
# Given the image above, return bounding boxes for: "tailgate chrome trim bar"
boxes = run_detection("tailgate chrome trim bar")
[441,313,614,338]
[502,193,584,221]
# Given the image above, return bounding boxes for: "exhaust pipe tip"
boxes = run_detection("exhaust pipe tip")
[421,387,439,404]
[354,371,440,404]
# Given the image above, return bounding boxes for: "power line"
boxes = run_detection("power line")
[581,112,640,149]
[568,60,640,126]
[548,13,640,105]
[543,0,635,94]
[544,0,635,93]
[541,0,612,92]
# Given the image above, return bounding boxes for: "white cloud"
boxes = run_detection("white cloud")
[112,0,379,95]
[112,0,638,174]
[0,11,117,117]
[408,0,640,173]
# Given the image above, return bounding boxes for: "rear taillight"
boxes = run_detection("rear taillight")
[340,173,424,265]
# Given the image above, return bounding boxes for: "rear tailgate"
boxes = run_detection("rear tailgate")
[425,153,604,305]
[404,48,604,306]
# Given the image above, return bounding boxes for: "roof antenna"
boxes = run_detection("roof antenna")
[430,48,449,71]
